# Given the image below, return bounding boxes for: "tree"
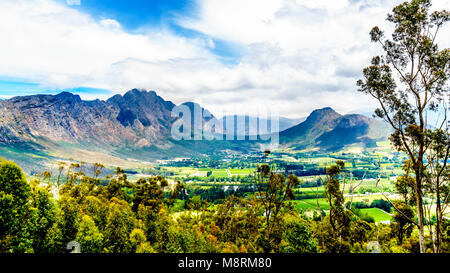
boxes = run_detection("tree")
[132,176,169,242]
[323,161,352,252]
[254,164,299,251]
[280,217,317,253]
[56,161,66,190]
[395,161,417,205]
[75,215,103,253]
[169,181,186,206]
[214,195,261,246]
[103,197,134,253]
[424,128,449,252]
[58,196,79,248]
[93,163,105,179]
[0,159,32,252]
[390,201,415,244]
[357,0,450,252]
[29,185,58,253]
[105,167,132,201]
[130,228,154,253]
[82,196,109,233]
[41,171,52,185]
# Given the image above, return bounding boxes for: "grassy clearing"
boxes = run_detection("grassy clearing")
[229,168,254,175]
[296,186,325,195]
[293,198,330,211]
[353,178,394,191]
[163,167,198,176]
[349,194,399,204]
[360,208,392,222]
[294,197,393,223]
[212,170,229,177]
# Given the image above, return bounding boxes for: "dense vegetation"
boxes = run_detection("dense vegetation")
[1,158,449,253]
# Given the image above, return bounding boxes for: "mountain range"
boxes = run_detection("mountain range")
[279,107,392,150]
[219,115,306,136]
[0,89,392,171]
[0,89,175,147]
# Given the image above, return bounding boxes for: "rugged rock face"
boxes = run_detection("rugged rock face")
[106,89,177,146]
[0,89,177,148]
[0,98,34,144]
[0,91,392,155]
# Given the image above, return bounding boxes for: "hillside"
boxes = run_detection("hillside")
[0,89,183,172]
[0,89,178,147]
[0,91,392,172]
[280,107,391,151]
[0,89,253,171]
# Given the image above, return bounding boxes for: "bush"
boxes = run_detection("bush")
[370,199,392,213]
[351,208,375,223]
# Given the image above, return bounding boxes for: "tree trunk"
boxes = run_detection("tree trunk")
[435,183,442,253]
[416,120,426,253]
[415,177,426,253]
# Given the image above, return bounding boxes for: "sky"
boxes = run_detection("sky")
[0,0,449,118]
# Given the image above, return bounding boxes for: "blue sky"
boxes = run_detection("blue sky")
[65,0,191,30]
[0,77,111,97]
[0,0,449,118]
[68,0,246,62]
[0,0,245,99]
[61,0,246,63]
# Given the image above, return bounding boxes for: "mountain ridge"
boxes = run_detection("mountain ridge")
[0,89,178,147]
[0,90,392,171]
[280,107,392,150]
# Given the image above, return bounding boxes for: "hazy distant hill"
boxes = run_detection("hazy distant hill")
[280,107,392,151]
[219,115,305,136]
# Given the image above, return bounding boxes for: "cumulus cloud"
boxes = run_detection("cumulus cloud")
[1,0,449,118]
[0,0,213,91]
[178,0,450,115]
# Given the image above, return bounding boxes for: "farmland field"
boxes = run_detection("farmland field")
[294,198,330,211]
[229,168,254,175]
[360,208,392,222]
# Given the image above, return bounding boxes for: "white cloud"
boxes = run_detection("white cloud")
[0,0,213,89]
[99,19,121,30]
[1,0,449,118]
[177,0,450,116]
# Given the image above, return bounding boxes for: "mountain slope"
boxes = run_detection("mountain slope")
[0,89,178,148]
[280,107,342,146]
[1,91,393,172]
[280,107,391,151]
[0,89,251,171]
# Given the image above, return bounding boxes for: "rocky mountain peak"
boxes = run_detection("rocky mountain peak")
[280,107,391,150]
[55,91,82,101]
[306,107,341,122]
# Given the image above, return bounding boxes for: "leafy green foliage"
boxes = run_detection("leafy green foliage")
[358,0,450,252]
[0,156,447,253]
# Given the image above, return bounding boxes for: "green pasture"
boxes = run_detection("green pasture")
[293,198,330,211]
[360,208,392,222]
